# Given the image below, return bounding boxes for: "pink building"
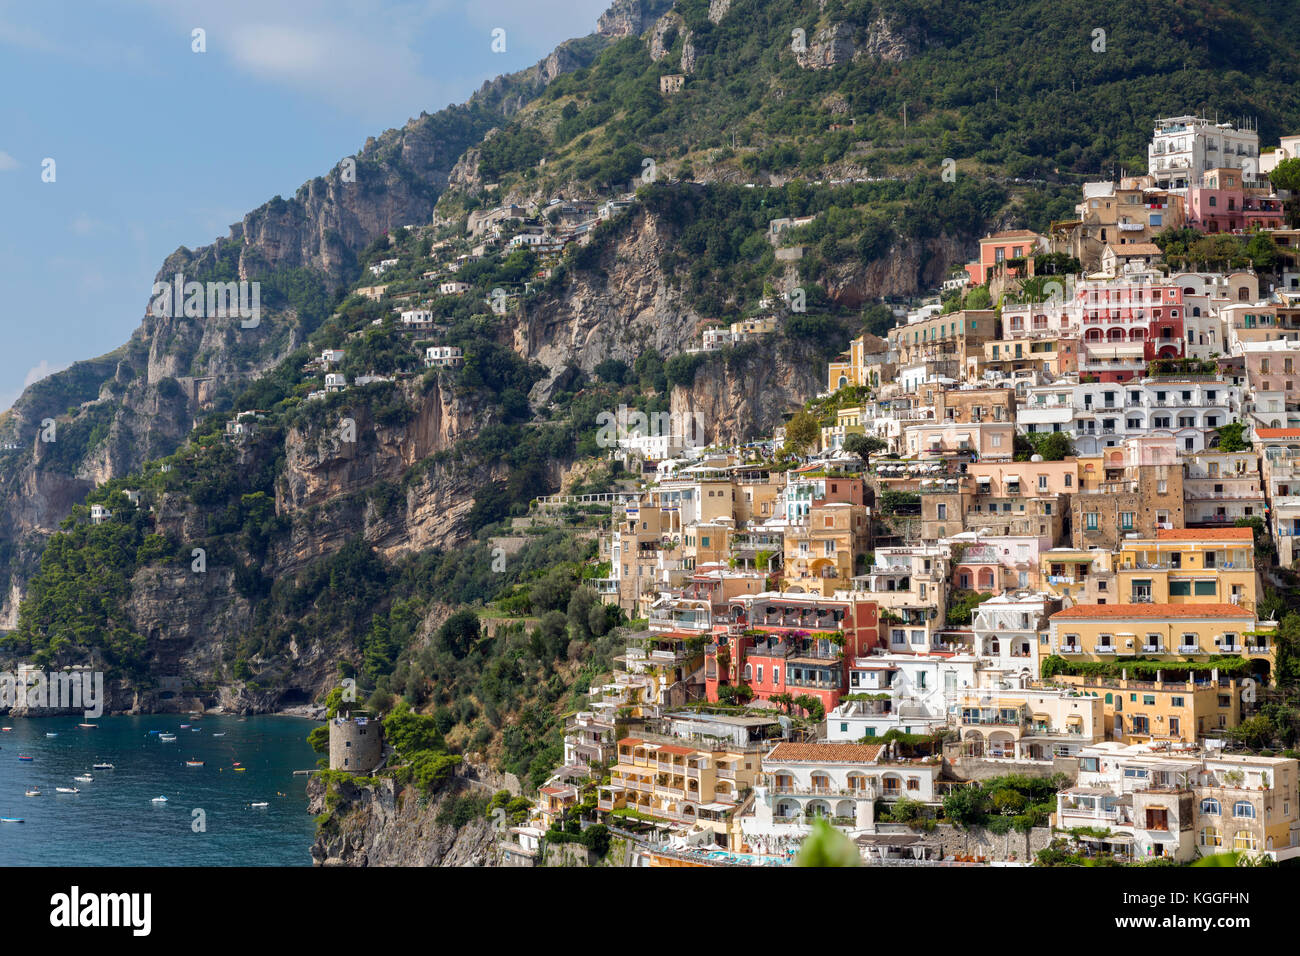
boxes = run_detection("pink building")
[1186,168,1284,233]
[965,230,1047,286]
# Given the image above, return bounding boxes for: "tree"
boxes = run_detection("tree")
[1269,157,1300,227]
[1216,422,1250,452]
[783,409,820,455]
[437,609,481,660]
[1017,431,1073,461]
[842,433,888,466]
[963,286,991,310]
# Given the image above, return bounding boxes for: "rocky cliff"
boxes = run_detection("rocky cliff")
[308,773,500,866]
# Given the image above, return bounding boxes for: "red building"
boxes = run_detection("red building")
[704,594,879,715]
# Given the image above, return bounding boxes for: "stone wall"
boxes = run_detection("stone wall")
[932,823,1053,862]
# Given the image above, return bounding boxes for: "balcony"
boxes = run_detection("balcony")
[1061,644,1083,654]
[1142,643,1164,653]
[1178,643,1201,654]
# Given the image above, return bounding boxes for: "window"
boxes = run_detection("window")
[1194,580,1217,596]
[1121,512,1134,530]
[1172,697,1184,708]
[1200,827,1222,847]
[1234,830,1258,851]
[757,666,764,684]
[1169,581,1191,596]
[1234,802,1256,819]
[1086,512,1099,530]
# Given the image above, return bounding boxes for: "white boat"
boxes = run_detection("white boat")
[151,796,167,803]
[55,787,80,794]
[159,734,177,742]
[74,775,93,783]
[1,817,24,823]
[250,802,269,808]
[92,762,114,770]
[212,733,226,737]
[24,788,40,797]
[45,733,57,738]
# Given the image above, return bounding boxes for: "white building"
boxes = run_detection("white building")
[324,373,347,392]
[1020,377,1240,454]
[424,346,464,368]
[970,591,1055,683]
[400,310,435,328]
[1148,116,1260,193]
[321,349,345,366]
[438,281,470,295]
[368,258,399,277]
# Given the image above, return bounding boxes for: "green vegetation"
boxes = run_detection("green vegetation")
[942,774,1065,834]
[946,589,994,626]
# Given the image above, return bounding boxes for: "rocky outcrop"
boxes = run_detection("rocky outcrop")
[796,23,856,69]
[817,234,969,307]
[707,0,731,24]
[649,10,684,61]
[669,338,825,445]
[308,773,500,866]
[520,207,704,400]
[796,15,923,69]
[597,0,675,39]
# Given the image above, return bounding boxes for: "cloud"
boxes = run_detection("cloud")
[0,150,17,172]
[23,359,66,388]
[71,215,108,237]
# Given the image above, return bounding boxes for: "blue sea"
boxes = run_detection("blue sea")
[0,715,320,866]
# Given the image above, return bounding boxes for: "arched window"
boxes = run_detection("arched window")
[1104,693,1113,704]
[1233,801,1256,819]
[1200,827,1222,847]
[1200,798,1221,815]
[1233,830,1258,851]
[743,663,752,680]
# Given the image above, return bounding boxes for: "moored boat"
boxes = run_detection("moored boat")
[185,760,204,767]
[159,734,177,742]
[250,802,269,808]
[55,787,79,794]
[74,775,93,783]
[17,755,32,761]
[151,796,167,803]
[92,762,114,770]
[1,817,24,823]
[44,733,57,738]
[25,788,40,797]
[77,723,96,729]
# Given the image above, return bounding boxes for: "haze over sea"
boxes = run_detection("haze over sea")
[0,715,317,865]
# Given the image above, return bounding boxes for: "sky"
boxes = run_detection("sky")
[0,0,611,411]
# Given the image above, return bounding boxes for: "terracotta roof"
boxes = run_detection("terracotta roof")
[655,744,698,756]
[1154,527,1253,541]
[1052,603,1252,620]
[1256,428,1300,439]
[766,742,884,764]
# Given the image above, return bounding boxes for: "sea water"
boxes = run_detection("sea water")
[0,715,319,866]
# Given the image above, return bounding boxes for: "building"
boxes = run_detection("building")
[964,230,1047,286]
[1047,603,1273,677]
[1114,527,1258,612]
[1058,742,1299,862]
[424,346,464,368]
[1147,116,1260,194]
[328,715,383,772]
[956,686,1103,761]
[1050,672,1244,744]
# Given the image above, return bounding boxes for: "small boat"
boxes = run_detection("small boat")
[159,734,177,742]
[179,724,190,729]
[191,728,201,732]
[1,727,11,732]
[185,760,204,767]
[45,733,57,738]
[151,796,167,803]
[234,767,246,773]
[250,801,269,808]
[25,788,40,797]
[17,755,32,761]
[1,818,24,823]
[55,787,79,794]
[77,723,96,729]
[148,730,161,735]
[212,733,226,737]
[92,762,114,770]
[74,775,92,783]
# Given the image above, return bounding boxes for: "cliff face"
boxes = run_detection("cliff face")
[0,28,610,623]
[670,339,826,445]
[308,774,499,866]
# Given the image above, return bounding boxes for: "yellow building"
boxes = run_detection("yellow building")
[1039,547,1115,607]
[783,502,870,594]
[1115,527,1258,611]
[598,737,759,844]
[1050,674,1244,743]
[1047,603,1274,675]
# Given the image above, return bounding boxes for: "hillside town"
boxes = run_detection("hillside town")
[469,115,1300,867]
